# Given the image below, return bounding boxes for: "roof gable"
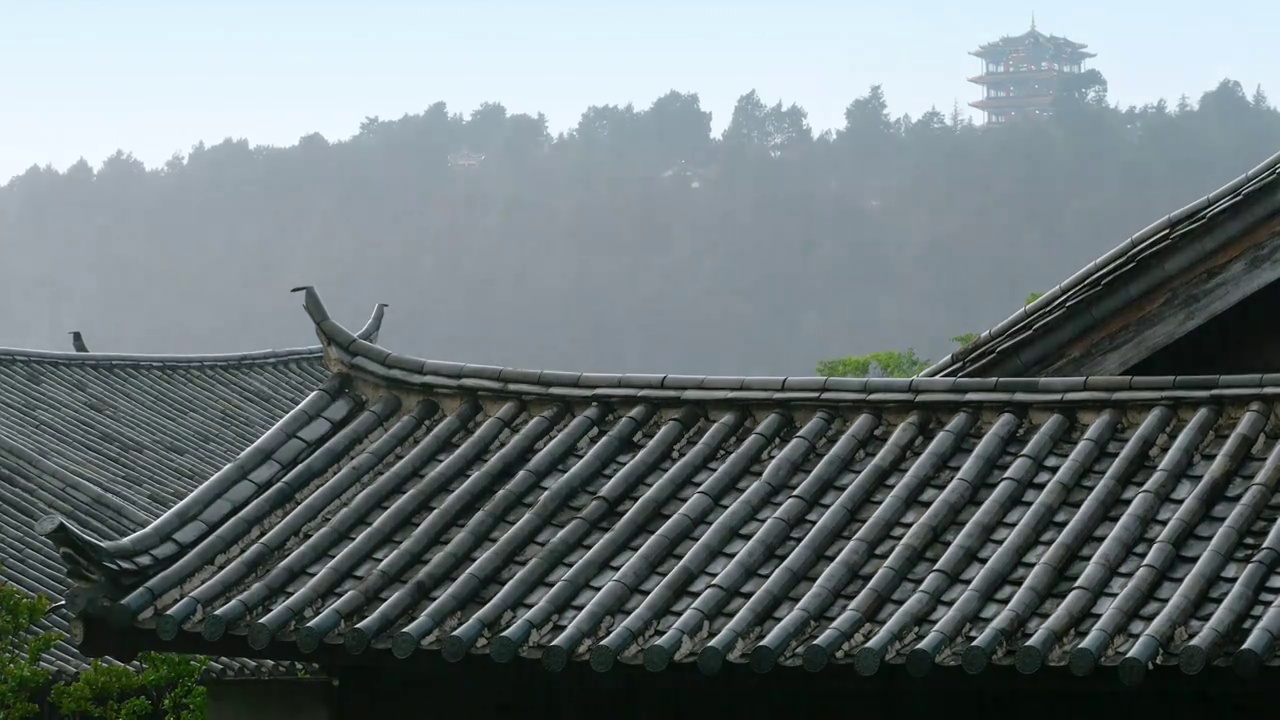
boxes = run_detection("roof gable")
[923,149,1280,378]
[38,289,1280,684]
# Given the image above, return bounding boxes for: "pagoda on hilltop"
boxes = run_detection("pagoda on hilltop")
[968,17,1096,124]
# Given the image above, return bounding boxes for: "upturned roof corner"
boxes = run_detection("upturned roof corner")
[291,285,390,363]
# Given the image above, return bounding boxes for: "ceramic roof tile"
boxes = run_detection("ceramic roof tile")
[39,292,1280,684]
[0,341,335,679]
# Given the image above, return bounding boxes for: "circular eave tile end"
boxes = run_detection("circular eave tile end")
[853,646,882,677]
[1117,656,1147,686]
[490,635,519,664]
[442,634,470,663]
[1013,645,1044,675]
[697,647,725,676]
[801,644,829,673]
[344,628,371,656]
[156,614,181,641]
[296,627,324,654]
[391,632,419,660]
[202,614,228,642]
[905,647,935,678]
[588,645,616,673]
[1178,644,1207,675]
[1234,648,1263,678]
[961,645,991,675]
[544,645,571,673]
[247,622,274,651]
[749,645,777,674]
[1068,647,1097,677]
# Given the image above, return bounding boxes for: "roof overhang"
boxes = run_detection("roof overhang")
[33,288,1280,685]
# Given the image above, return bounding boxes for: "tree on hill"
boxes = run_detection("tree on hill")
[2,74,1279,378]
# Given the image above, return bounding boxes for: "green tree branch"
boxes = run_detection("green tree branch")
[818,292,1046,377]
[0,568,207,720]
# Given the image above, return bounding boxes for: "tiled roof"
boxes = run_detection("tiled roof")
[0,336,359,678]
[922,148,1280,378]
[971,27,1093,56]
[40,288,1280,684]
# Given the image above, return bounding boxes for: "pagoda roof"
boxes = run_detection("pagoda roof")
[971,27,1096,59]
[969,95,1057,110]
[37,286,1280,683]
[968,68,1064,85]
[0,339,345,679]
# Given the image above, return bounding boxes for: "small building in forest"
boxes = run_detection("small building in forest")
[968,19,1097,124]
[36,149,1280,718]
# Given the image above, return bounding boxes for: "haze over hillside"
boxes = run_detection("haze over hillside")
[4,76,1277,375]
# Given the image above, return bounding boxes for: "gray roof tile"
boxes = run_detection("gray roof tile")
[39,299,1280,683]
[0,343,327,679]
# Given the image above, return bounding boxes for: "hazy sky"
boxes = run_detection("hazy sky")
[2,1,1276,182]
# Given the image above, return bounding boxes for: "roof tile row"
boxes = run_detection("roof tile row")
[38,297,1280,684]
[0,343,330,678]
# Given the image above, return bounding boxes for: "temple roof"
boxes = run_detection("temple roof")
[38,287,1280,683]
[0,340,342,678]
[971,26,1095,59]
[922,148,1280,378]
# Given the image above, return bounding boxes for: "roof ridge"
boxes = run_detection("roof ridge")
[0,295,385,366]
[0,345,324,366]
[919,147,1280,378]
[37,343,1280,681]
[293,286,1280,400]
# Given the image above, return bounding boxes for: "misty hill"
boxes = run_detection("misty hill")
[2,79,1278,376]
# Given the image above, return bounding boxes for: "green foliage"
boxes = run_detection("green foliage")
[820,287,1051,377]
[50,653,207,720]
[0,569,207,720]
[0,582,56,720]
[816,349,930,378]
[51,662,153,720]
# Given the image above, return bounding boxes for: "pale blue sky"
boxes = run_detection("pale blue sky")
[1,1,1275,182]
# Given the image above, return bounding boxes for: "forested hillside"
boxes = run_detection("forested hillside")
[2,78,1278,375]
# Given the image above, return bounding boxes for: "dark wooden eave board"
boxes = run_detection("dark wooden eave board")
[1042,213,1280,376]
[921,148,1280,378]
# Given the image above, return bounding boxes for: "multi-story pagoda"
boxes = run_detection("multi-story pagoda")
[968,18,1096,124]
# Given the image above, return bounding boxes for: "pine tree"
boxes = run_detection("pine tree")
[1253,84,1272,110]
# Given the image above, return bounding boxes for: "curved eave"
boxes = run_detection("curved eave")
[972,32,1091,53]
[36,287,1280,682]
[30,295,388,590]
[969,97,1057,110]
[40,284,1280,589]
[290,285,1280,406]
[920,147,1280,378]
[968,70,1063,84]
[970,48,1095,62]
